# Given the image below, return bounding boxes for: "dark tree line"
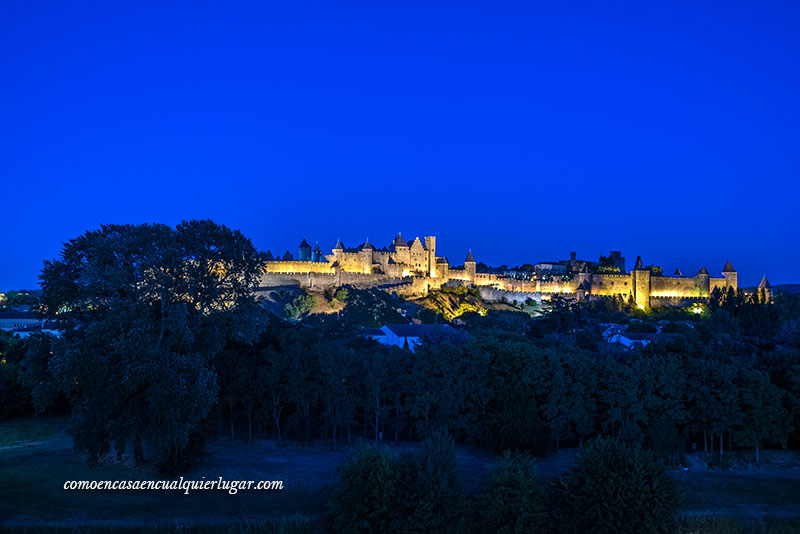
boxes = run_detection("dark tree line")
[206,285,800,466]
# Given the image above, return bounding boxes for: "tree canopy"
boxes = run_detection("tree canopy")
[39,220,264,471]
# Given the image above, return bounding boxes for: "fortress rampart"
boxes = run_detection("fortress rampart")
[259,234,740,307]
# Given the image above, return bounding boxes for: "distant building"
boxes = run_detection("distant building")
[10,320,61,339]
[758,275,773,301]
[534,262,567,274]
[0,312,42,332]
[298,238,312,261]
[608,251,626,272]
[360,323,456,352]
[601,322,685,349]
[602,325,652,349]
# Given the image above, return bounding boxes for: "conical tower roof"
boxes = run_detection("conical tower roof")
[265,250,275,261]
[722,260,736,273]
[392,232,408,248]
[333,239,344,250]
[697,266,709,275]
[673,268,682,276]
[299,238,311,249]
[465,250,475,263]
[313,243,322,253]
[758,275,771,289]
[634,256,644,270]
[282,250,293,261]
[361,238,374,251]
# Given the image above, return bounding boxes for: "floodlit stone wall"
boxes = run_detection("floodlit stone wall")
[259,234,738,306]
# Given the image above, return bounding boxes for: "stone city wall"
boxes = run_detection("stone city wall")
[586,273,633,296]
[649,275,708,298]
[478,286,544,306]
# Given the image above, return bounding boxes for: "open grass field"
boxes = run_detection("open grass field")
[0,417,328,528]
[2,416,799,532]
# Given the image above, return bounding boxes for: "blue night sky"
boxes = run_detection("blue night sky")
[2,1,799,290]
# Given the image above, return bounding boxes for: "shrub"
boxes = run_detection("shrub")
[284,295,318,319]
[417,307,441,324]
[474,451,548,533]
[338,288,405,327]
[326,433,466,533]
[326,446,400,534]
[393,431,465,533]
[557,438,682,534]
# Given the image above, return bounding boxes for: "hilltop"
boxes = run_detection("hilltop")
[741,283,800,295]
[406,286,532,322]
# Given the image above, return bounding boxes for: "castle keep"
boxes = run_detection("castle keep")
[260,233,742,306]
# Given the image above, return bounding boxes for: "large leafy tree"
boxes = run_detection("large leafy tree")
[733,368,788,465]
[317,343,359,450]
[361,349,391,442]
[481,338,550,454]
[595,356,646,443]
[40,221,263,471]
[0,331,29,419]
[685,357,740,456]
[541,348,598,448]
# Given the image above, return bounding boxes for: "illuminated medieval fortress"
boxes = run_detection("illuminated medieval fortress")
[260,233,751,307]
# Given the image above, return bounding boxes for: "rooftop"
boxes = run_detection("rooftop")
[0,311,41,319]
[383,323,455,338]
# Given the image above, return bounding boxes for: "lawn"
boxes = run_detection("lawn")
[675,469,800,518]
[0,417,329,528]
[0,416,65,447]
[2,416,799,530]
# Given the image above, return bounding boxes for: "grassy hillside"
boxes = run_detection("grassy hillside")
[256,284,534,325]
[408,286,529,322]
[2,417,799,531]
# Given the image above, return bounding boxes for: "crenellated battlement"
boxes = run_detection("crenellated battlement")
[260,234,740,305]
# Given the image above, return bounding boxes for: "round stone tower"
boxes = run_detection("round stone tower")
[465,250,476,282]
[631,256,651,308]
